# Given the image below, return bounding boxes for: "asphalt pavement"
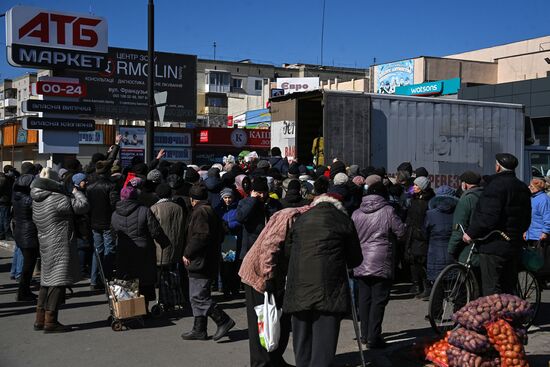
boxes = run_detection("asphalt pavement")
[0,244,549,367]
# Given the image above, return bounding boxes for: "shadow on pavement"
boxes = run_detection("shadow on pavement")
[0,300,107,318]
[218,328,248,343]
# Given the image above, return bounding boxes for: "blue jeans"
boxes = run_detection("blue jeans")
[91,229,115,286]
[10,245,23,279]
[0,206,11,239]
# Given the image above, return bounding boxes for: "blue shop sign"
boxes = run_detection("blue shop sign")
[395,78,460,96]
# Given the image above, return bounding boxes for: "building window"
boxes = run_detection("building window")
[232,78,243,89]
[255,80,263,90]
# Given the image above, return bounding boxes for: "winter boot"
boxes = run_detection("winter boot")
[207,305,235,341]
[43,311,72,333]
[34,307,45,331]
[419,280,432,301]
[180,316,208,340]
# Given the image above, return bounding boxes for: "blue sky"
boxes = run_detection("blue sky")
[1,0,549,79]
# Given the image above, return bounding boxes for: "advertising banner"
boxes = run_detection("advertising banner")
[374,60,414,94]
[154,131,192,162]
[79,130,104,145]
[6,6,108,71]
[270,120,296,160]
[119,127,146,168]
[16,128,28,144]
[276,78,319,95]
[58,47,197,122]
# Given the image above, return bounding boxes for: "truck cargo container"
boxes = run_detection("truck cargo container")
[270,90,526,186]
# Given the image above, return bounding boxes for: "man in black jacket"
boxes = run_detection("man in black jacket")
[283,194,363,367]
[86,160,118,290]
[181,184,235,342]
[236,177,281,260]
[464,153,531,296]
[0,165,16,240]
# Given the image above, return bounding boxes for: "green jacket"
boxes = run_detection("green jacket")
[448,186,484,266]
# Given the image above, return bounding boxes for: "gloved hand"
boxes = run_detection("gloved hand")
[264,279,276,294]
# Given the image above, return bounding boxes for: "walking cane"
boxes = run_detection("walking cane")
[347,269,367,367]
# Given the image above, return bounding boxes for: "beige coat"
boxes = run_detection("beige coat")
[150,199,187,265]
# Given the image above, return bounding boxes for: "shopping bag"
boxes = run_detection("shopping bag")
[221,235,238,262]
[254,292,281,352]
[158,265,183,308]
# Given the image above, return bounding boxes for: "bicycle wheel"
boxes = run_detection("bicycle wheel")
[516,270,541,328]
[428,264,474,334]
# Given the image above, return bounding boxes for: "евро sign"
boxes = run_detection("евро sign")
[22,100,95,115]
[34,80,87,97]
[22,117,95,131]
[6,6,108,71]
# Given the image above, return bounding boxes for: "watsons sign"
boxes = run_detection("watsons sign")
[403,81,442,96]
[395,78,461,97]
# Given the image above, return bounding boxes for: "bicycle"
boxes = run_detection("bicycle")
[427,226,541,335]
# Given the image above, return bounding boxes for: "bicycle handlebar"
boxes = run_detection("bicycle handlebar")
[458,224,511,242]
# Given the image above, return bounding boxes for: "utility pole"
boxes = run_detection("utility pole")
[146,0,155,163]
[213,41,217,60]
[320,0,326,66]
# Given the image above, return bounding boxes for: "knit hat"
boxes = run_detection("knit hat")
[185,167,200,183]
[120,186,138,201]
[365,174,382,187]
[415,167,429,178]
[21,162,36,175]
[155,183,172,199]
[414,176,430,191]
[496,153,519,170]
[169,162,187,177]
[190,184,208,200]
[58,168,68,179]
[314,176,330,195]
[91,152,106,164]
[96,160,112,174]
[132,163,148,176]
[333,172,349,185]
[147,169,162,183]
[348,165,360,177]
[220,187,234,199]
[167,174,184,189]
[315,165,328,178]
[223,155,236,165]
[65,158,81,172]
[288,162,300,176]
[257,160,270,170]
[40,167,59,181]
[267,167,283,181]
[397,162,413,175]
[330,161,346,179]
[435,185,456,197]
[367,181,389,199]
[271,147,282,157]
[459,171,481,185]
[207,167,220,178]
[72,173,87,186]
[373,167,386,178]
[288,179,301,192]
[352,175,366,187]
[252,177,269,193]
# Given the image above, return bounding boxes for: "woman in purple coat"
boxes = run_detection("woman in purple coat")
[352,182,406,348]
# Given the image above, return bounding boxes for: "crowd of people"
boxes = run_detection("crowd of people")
[2,134,550,367]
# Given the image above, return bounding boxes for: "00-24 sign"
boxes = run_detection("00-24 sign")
[35,81,87,97]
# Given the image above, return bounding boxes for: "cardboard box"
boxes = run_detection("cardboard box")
[113,295,147,319]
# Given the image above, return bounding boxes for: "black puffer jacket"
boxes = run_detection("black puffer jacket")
[184,201,223,279]
[405,188,435,257]
[283,197,363,314]
[12,174,38,249]
[467,171,531,257]
[111,199,168,287]
[0,173,14,206]
[86,174,117,231]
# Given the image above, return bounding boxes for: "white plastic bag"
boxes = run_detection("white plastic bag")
[254,292,281,352]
